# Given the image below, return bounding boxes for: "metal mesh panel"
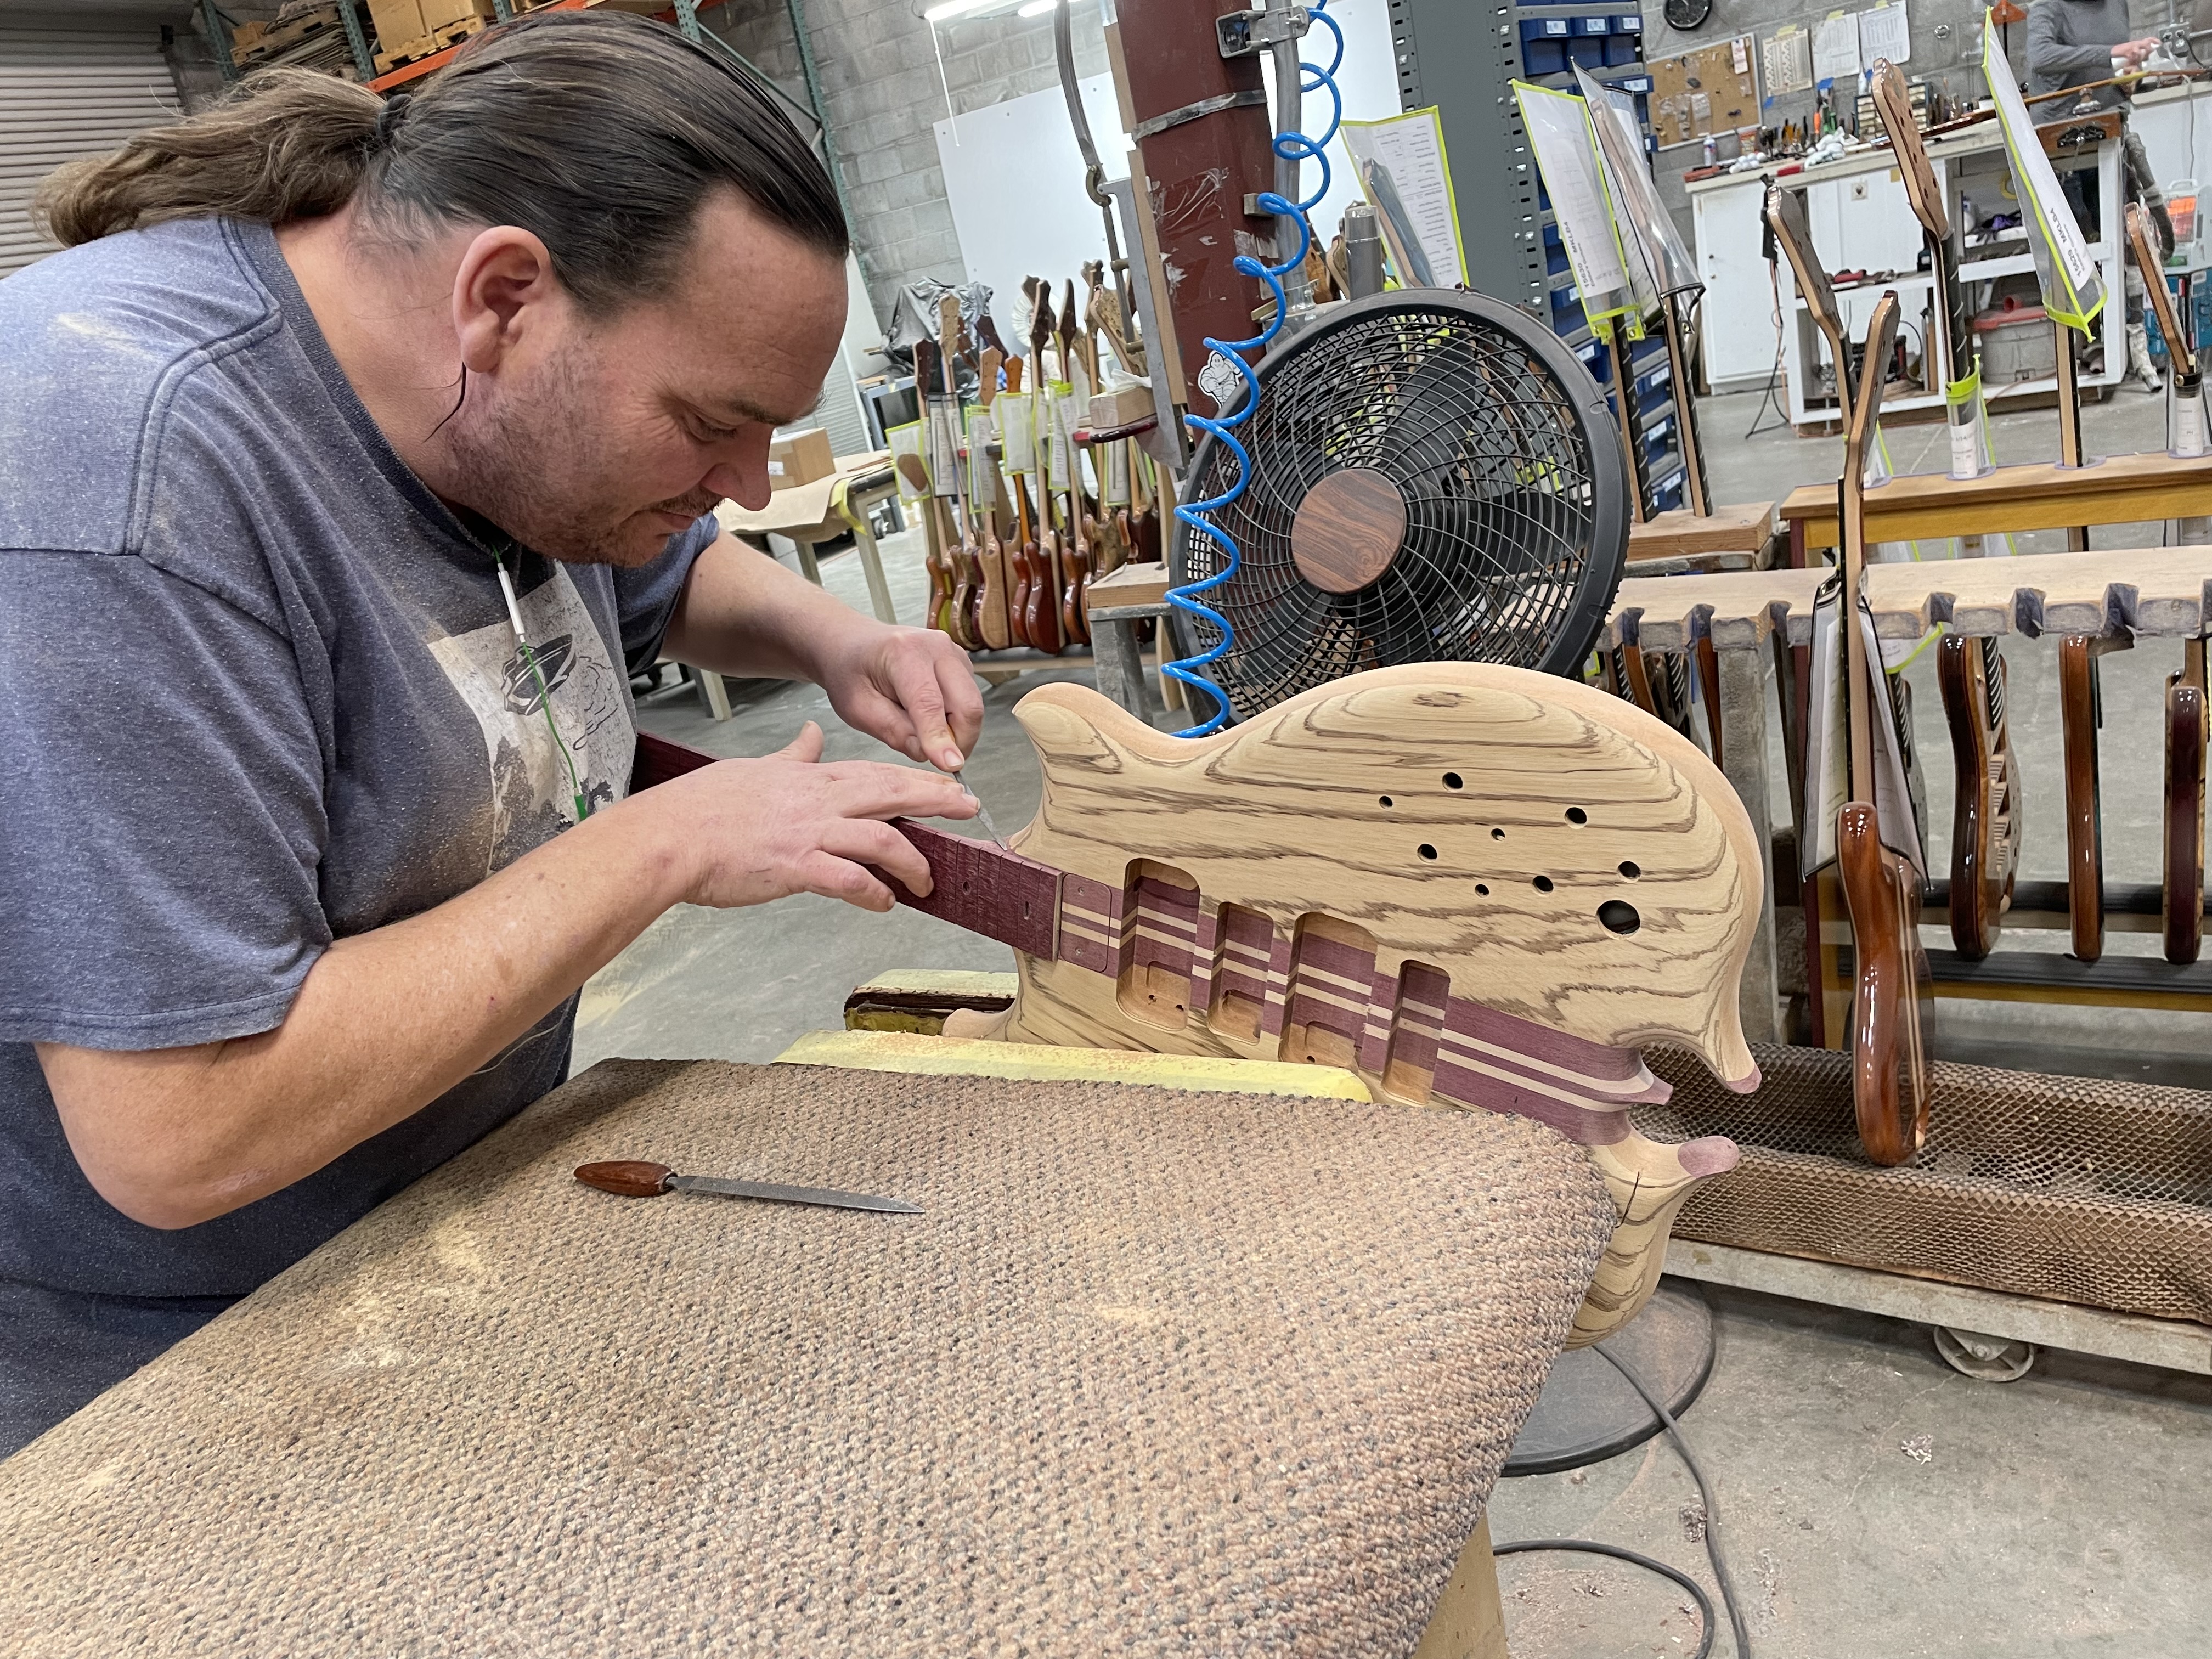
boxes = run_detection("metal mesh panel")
[1634,1045,2212,1325]
[1181,298,1619,720]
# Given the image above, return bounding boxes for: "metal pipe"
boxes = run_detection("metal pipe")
[1268,0,1311,313]
[1343,201,1385,298]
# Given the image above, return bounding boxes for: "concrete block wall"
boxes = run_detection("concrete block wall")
[703,0,1108,335]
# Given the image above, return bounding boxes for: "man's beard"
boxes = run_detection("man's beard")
[435,343,719,566]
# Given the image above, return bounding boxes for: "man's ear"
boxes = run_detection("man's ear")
[452,225,562,373]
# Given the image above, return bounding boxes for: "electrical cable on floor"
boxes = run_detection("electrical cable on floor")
[1494,1344,1752,1659]
[1743,258,1792,441]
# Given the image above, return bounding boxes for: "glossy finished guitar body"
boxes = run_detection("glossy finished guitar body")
[1833,289,1933,1166]
[2166,637,2208,963]
[2059,633,2125,961]
[1836,799,1932,1164]
[1937,634,2020,958]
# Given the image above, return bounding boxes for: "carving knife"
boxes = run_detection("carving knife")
[574,1160,921,1214]
[958,772,1008,849]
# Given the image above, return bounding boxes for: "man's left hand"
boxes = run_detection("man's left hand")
[815,622,984,774]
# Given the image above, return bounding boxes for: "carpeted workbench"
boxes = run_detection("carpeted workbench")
[0,1048,1623,1656]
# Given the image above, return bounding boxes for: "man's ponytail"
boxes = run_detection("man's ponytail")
[36,69,381,249]
[31,11,845,317]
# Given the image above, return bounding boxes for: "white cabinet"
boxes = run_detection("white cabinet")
[1692,178,1779,390]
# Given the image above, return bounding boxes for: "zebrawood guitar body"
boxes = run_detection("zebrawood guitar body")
[2166,639,2208,963]
[933,667,1759,1343]
[1937,634,2020,958]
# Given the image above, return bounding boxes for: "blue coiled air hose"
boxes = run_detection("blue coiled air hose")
[1163,1,1345,737]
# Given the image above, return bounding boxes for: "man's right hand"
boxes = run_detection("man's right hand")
[2115,37,2160,67]
[637,720,975,913]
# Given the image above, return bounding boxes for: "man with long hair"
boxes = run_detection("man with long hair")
[0,10,981,1454]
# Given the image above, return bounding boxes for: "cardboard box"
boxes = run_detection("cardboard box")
[367,0,424,49]
[1088,381,1154,432]
[767,427,836,491]
[419,0,493,30]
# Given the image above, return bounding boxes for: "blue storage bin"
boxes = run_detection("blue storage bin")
[1567,35,1606,67]
[1613,72,1654,92]
[1521,15,1571,38]
[1547,244,1571,276]
[1569,14,1612,33]
[1604,33,1638,65]
[1521,37,1567,74]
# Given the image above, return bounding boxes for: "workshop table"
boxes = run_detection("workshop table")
[1779,450,2212,563]
[0,1033,1629,1657]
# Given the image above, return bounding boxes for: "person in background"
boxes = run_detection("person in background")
[2028,0,2176,390]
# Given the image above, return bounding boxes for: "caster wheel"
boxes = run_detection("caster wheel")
[1934,1325,2036,1381]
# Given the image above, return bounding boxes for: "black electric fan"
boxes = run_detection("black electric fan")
[1173,289,1630,724]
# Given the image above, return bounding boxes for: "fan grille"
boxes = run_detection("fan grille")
[1178,295,1624,721]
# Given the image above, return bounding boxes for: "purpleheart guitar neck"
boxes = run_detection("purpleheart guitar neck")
[629,735,1059,957]
[871,820,1062,959]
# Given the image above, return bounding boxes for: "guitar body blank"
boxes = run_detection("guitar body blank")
[978,667,1763,1085]
[1937,635,2019,959]
[1837,800,1932,1166]
[2165,651,2207,964]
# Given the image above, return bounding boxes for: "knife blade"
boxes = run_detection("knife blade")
[574,1160,921,1215]
[958,772,1008,850]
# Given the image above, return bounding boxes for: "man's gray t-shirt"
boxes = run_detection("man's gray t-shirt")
[0,217,712,1452]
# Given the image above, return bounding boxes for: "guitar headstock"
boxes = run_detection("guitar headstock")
[2128,204,2194,380]
[1871,60,1946,244]
[1027,278,1054,370]
[1056,280,1079,376]
[1764,182,1847,356]
[935,291,962,367]
[1843,290,1900,488]
[978,347,1003,410]
[1004,354,1025,397]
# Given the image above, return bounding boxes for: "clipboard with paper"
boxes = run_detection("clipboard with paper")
[1512,81,1641,337]
[1983,20,2106,331]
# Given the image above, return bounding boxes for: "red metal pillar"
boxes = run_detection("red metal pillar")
[1114,0,1280,415]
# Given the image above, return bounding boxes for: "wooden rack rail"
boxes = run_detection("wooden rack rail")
[1601,545,2212,1041]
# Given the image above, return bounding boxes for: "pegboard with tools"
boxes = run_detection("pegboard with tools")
[1648,35,1760,149]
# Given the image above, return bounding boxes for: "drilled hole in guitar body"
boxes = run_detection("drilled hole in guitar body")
[1115,859,1201,1032]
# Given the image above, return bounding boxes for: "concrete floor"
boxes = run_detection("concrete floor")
[577,385,2212,1658]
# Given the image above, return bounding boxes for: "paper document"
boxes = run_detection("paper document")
[1339,108,1468,289]
[1813,12,1861,82]
[1512,82,1636,329]
[1983,20,2104,328]
[1859,0,1910,67]
[1576,64,1697,299]
[1764,27,1813,97]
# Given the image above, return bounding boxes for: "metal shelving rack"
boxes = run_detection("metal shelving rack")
[1390,0,1682,514]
